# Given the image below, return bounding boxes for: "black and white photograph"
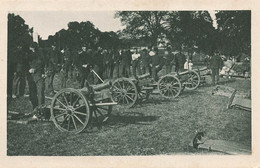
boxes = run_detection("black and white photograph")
[1,0,259,167]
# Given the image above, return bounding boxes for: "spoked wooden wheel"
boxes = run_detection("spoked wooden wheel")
[111,78,138,108]
[183,70,201,90]
[91,99,112,125]
[50,88,90,134]
[158,75,182,98]
[138,89,151,102]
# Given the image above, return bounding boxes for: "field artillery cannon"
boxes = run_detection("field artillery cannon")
[50,81,116,134]
[111,70,201,108]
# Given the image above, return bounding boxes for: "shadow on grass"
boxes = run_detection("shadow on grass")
[107,112,160,126]
[80,112,160,134]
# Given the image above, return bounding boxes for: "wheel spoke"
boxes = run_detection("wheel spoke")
[71,116,78,130]
[124,95,130,104]
[56,98,67,109]
[60,114,69,126]
[62,93,69,106]
[96,106,109,111]
[67,116,71,131]
[73,114,84,125]
[125,94,134,102]
[74,111,87,116]
[55,112,67,118]
[96,108,105,118]
[74,105,85,111]
[70,92,73,105]
[53,107,67,111]
[72,96,80,107]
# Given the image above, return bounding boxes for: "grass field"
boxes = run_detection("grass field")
[7,68,251,156]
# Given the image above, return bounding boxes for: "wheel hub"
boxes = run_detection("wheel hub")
[67,105,74,115]
[166,84,172,90]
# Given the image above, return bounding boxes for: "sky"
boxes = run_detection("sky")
[12,11,124,40]
[12,11,217,40]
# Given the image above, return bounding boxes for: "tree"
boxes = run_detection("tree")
[164,11,215,54]
[216,10,251,56]
[115,11,169,46]
[8,13,33,62]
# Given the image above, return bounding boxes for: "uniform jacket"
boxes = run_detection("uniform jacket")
[210,54,223,70]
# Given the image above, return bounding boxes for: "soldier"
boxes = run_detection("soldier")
[150,47,165,81]
[45,45,58,95]
[139,48,150,75]
[112,49,121,78]
[25,43,38,111]
[131,48,141,78]
[120,49,132,77]
[60,47,72,88]
[164,47,175,74]
[12,46,26,98]
[102,49,110,79]
[209,50,223,85]
[29,46,46,117]
[78,47,93,88]
[92,47,104,84]
[174,49,186,73]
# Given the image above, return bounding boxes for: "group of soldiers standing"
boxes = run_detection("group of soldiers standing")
[8,42,190,117]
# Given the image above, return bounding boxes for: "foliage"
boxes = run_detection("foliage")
[8,13,33,62]
[216,10,251,56]
[115,11,169,46]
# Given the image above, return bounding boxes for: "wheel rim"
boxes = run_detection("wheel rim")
[50,88,90,134]
[183,70,201,90]
[158,75,182,98]
[111,78,138,108]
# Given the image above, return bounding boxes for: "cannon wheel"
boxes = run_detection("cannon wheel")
[138,89,151,102]
[158,75,182,98]
[50,88,90,134]
[111,78,138,108]
[183,70,201,90]
[91,99,112,125]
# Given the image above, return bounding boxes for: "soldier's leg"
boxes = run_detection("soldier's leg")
[36,78,45,107]
[49,73,55,93]
[7,63,15,98]
[216,69,220,84]
[211,68,216,85]
[166,65,170,74]
[132,61,137,77]
[137,61,141,76]
[19,74,26,96]
[110,63,114,78]
[12,74,20,96]
[27,74,38,109]
[80,70,86,88]
[151,66,157,81]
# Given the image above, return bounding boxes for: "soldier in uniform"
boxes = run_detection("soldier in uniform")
[139,48,150,75]
[78,47,93,88]
[174,49,186,73]
[60,47,72,88]
[112,49,121,78]
[120,48,132,77]
[131,48,141,78]
[29,46,46,116]
[102,49,110,79]
[92,47,104,84]
[150,47,165,81]
[164,47,175,74]
[209,50,223,85]
[46,45,58,95]
[12,46,26,98]
[25,43,38,110]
